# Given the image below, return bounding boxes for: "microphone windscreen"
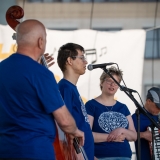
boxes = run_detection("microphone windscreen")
[87,64,93,71]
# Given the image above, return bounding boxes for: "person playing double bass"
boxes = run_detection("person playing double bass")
[0,19,84,160]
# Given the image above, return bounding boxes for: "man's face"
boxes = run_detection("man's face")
[71,50,88,75]
[146,99,160,115]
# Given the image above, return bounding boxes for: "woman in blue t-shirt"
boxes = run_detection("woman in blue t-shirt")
[85,66,137,160]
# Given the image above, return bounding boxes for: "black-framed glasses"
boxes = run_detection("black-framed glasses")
[72,56,87,62]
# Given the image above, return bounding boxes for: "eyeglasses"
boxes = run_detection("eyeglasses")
[105,79,118,86]
[72,56,87,62]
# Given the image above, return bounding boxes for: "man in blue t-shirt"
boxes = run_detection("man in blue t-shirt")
[57,43,94,160]
[132,87,160,160]
[0,20,84,160]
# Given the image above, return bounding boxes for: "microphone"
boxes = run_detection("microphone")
[87,63,115,71]
[120,85,137,93]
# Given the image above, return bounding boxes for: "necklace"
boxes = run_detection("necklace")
[97,96,115,112]
[105,105,114,112]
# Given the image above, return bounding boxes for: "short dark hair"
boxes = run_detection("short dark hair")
[57,43,84,72]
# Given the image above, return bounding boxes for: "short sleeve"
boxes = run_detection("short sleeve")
[85,100,95,117]
[59,86,73,113]
[123,104,131,117]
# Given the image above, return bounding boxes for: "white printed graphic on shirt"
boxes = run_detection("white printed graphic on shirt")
[98,111,128,133]
[79,96,90,124]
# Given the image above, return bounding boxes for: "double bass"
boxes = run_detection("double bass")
[5,5,88,160]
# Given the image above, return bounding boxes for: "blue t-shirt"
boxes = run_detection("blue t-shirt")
[58,79,94,160]
[132,111,158,160]
[85,99,132,158]
[0,53,64,159]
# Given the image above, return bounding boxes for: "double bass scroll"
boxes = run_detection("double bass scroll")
[6,5,24,31]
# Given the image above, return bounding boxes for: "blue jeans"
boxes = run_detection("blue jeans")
[98,157,131,160]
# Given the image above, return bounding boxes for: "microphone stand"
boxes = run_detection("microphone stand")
[102,67,160,160]
[135,108,141,160]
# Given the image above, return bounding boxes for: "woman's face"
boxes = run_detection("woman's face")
[101,75,120,96]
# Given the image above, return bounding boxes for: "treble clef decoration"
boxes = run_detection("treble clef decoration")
[5,5,88,160]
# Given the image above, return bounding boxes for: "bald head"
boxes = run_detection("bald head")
[16,19,46,60]
[16,19,46,45]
